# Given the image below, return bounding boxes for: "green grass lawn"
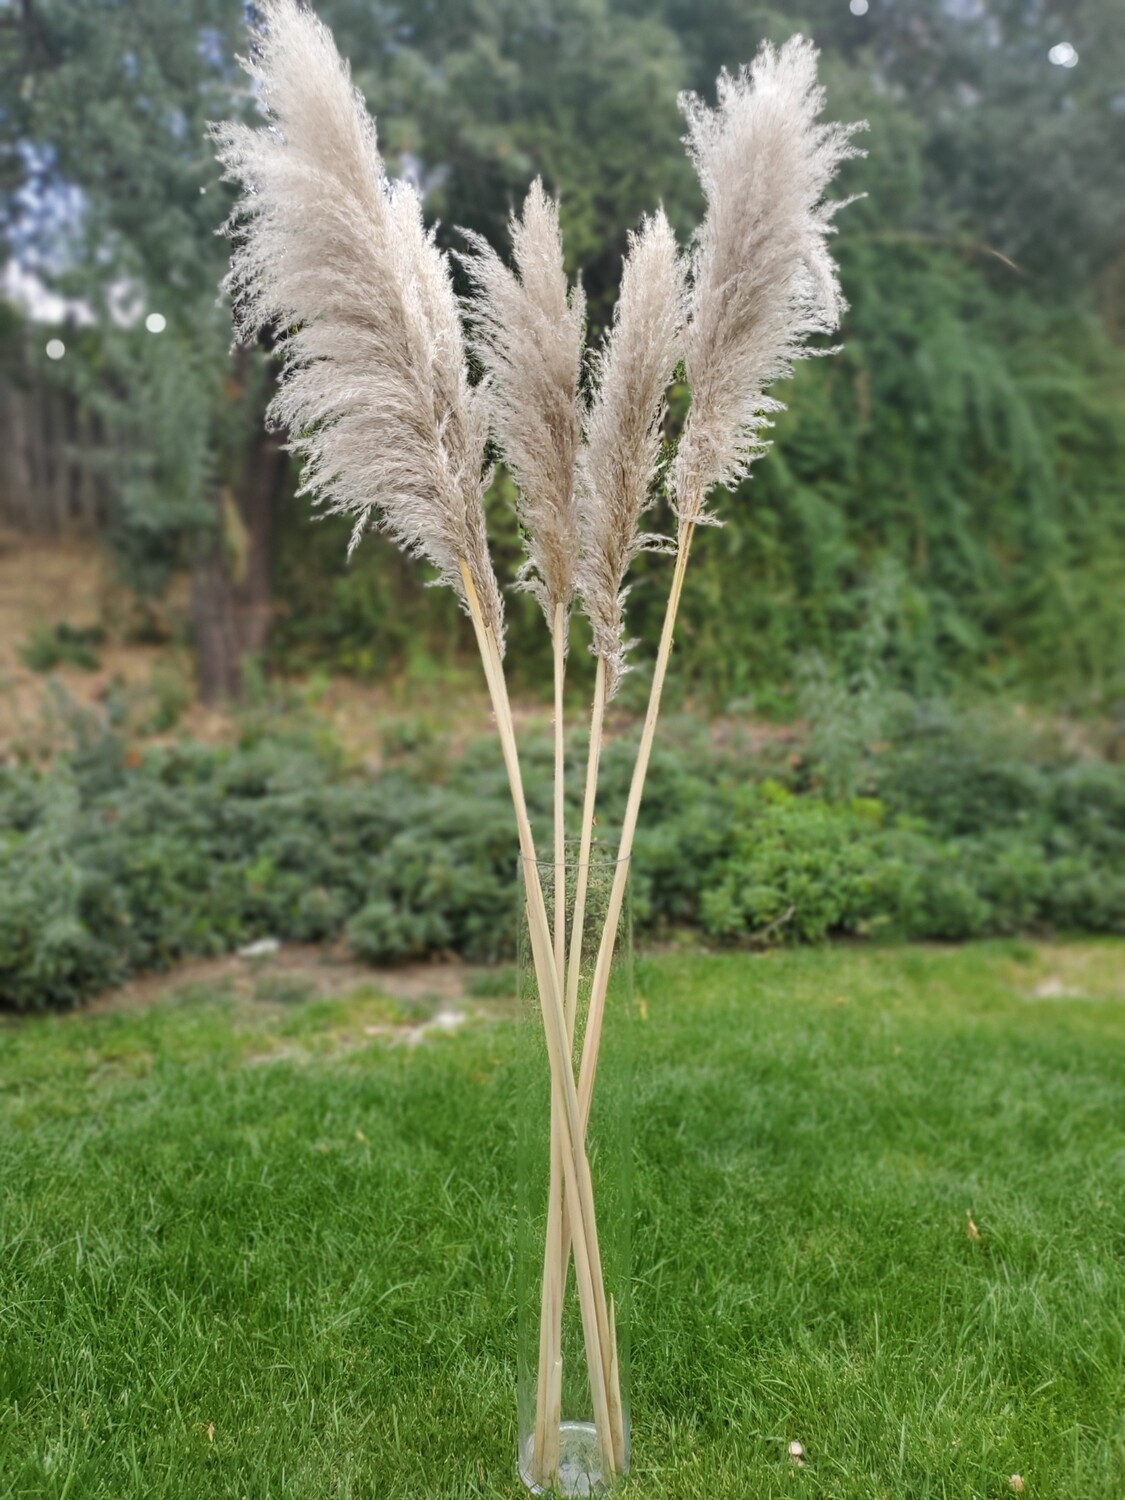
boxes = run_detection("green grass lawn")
[2,942,1123,1499]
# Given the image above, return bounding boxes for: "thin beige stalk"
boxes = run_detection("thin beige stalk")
[607,1294,621,1466]
[553,603,568,1005]
[534,1175,564,1481]
[566,655,607,1039]
[459,562,620,1476]
[483,618,625,1470]
[570,39,862,1121]
[538,652,609,1477]
[573,45,862,1123]
[532,604,570,1482]
[576,524,696,1130]
[545,536,689,1475]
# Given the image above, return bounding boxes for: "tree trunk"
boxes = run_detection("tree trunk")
[191,424,286,704]
[239,420,283,658]
[192,540,243,702]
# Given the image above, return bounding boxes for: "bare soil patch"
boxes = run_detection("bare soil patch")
[84,942,497,1017]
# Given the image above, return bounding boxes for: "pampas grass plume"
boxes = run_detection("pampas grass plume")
[211,15,865,1481]
[572,35,865,1198]
[459,181,586,627]
[577,210,684,696]
[673,35,866,521]
[209,0,504,647]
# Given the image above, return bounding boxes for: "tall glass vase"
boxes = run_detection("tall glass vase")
[516,850,632,1496]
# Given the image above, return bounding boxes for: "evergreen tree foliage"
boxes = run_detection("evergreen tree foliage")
[2,0,1122,704]
[1,0,274,696]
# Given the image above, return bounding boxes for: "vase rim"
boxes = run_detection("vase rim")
[519,840,630,872]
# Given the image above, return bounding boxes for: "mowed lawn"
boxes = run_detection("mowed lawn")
[1,942,1123,1499]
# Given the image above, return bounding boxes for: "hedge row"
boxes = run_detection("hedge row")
[1,712,1122,1011]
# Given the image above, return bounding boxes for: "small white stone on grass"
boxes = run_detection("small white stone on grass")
[1031,977,1085,1000]
[432,1007,467,1032]
[238,937,281,958]
[405,1008,469,1048]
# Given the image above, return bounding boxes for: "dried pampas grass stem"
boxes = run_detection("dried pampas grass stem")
[577,35,864,1127]
[211,0,618,1476]
[210,0,504,647]
[459,563,620,1479]
[459,180,585,628]
[577,209,685,698]
[460,180,601,1475]
[577,521,696,1129]
[673,36,866,519]
[214,9,864,1485]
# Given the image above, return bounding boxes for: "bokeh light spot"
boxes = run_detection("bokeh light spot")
[1048,42,1078,67]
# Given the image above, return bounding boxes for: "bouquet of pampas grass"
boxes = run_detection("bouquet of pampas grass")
[212,4,863,1488]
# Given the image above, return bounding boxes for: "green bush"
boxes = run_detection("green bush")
[19,622,104,674]
[699,792,1125,949]
[700,784,887,943]
[2,707,1123,1012]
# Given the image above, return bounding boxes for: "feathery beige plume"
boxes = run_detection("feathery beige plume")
[673,36,866,523]
[572,38,865,1170]
[209,0,504,648]
[577,210,685,697]
[459,180,586,629]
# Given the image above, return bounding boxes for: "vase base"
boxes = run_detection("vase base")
[519,1421,623,1496]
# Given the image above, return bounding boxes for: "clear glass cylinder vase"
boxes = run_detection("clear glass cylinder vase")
[516,849,632,1496]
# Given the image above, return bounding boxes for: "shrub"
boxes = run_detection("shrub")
[1,709,1123,1012]
[700,784,887,943]
[697,765,1125,948]
[20,622,104,674]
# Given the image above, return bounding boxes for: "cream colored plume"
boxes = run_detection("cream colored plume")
[209,0,504,648]
[459,181,586,629]
[673,35,866,523]
[577,211,685,697]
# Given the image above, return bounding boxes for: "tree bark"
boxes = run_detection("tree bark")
[191,423,286,704]
[192,539,243,703]
[239,421,284,658]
